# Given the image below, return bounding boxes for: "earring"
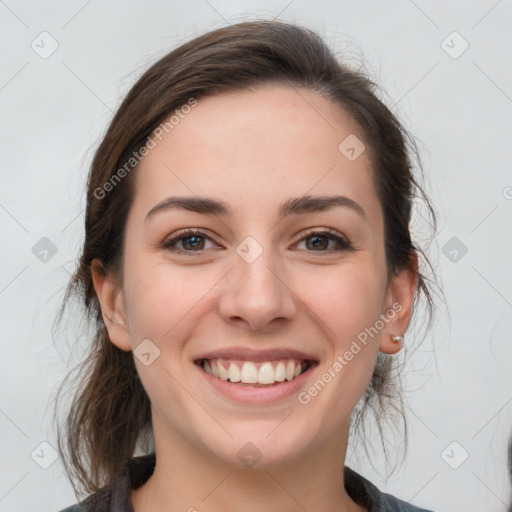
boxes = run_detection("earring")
[391,335,404,343]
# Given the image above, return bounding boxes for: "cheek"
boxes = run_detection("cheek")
[122,256,214,345]
[295,260,387,344]
[292,263,386,432]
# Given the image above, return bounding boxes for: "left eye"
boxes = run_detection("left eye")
[295,231,351,251]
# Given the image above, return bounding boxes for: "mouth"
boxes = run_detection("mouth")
[193,347,319,404]
[193,348,319,398]
[195,358,314,387]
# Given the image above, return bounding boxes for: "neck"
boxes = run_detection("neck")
[131,415,365,512]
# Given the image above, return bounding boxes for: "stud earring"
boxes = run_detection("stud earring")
[391,335,404,343]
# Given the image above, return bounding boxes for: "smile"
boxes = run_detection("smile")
[193,347,318,403]
[200,358,311,386]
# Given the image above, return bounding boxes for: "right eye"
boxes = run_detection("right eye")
[161,229,221,253]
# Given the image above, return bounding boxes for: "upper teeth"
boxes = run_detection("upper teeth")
[203,359,306,384]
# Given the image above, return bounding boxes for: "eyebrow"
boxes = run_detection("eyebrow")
[145,194,367,223]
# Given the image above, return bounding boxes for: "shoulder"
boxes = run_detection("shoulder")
[55,493,111,512]
[56,453,156,512]
[55,480,121,512]
[379,490,435,511]
[344,466,435,512]
[54,471,122,512]
[56,490,116,512]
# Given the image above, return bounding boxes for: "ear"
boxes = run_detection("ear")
[91,258,131,352]
[379,251,419,355]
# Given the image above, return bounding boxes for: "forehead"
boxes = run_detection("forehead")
[134,85,377,215]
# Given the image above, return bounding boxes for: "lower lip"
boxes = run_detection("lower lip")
[196,363,316,404]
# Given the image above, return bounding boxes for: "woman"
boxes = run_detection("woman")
[54,20,438,512]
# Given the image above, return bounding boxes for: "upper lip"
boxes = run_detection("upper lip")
[194,347,318,363]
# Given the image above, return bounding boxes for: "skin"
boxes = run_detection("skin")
[92,85,417,512]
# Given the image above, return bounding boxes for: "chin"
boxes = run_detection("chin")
[198,425,312,470]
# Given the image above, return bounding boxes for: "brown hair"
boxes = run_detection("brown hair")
[53,19,439,499]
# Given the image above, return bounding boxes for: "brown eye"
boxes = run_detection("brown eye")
[305,234,329,251]
[296,230,353,252]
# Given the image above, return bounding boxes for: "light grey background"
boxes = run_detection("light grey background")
[1,1,511,511]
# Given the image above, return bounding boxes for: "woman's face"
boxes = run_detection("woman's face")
[93,85,415,468]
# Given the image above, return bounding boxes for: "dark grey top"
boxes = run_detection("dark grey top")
[58,453,434,512]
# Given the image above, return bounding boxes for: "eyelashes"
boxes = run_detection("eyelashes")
[161,229,218,252]
[295,228,353,252]
[160,228,354,255]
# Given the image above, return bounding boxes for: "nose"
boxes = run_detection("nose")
[217,245,297,332]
